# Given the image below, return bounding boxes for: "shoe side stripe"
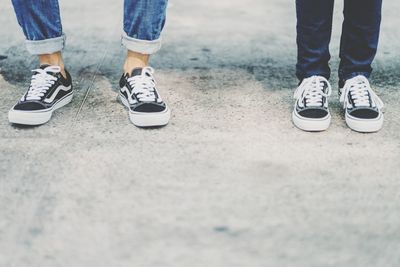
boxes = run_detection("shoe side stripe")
[44,85,72,103]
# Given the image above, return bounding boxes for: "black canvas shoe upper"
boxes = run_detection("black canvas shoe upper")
[294,76,332,119]
[119,67,167,113]
[339,75,383,120]
[13,65,72,111]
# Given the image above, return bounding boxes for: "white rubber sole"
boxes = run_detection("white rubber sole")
[8,93,73,126]
[292,110,331,132]
[118,93,170,127]
[345,113,384,133]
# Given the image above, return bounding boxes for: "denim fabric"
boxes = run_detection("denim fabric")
[11,0,168,55]
[122,0,168,54]
[296,0,382,82]
[11,0,63,41]
[124,0,167,41]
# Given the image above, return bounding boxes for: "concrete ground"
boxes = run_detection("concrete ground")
[1,0,400,266]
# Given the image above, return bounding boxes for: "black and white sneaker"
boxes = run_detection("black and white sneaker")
[8,65,73,125]
[118,67,170,127]
[339,75,384,133]
[292,76,332,131]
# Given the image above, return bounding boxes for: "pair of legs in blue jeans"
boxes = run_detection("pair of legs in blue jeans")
[11,0,167,55]
[9,0,384,132]
[9,0,171,127]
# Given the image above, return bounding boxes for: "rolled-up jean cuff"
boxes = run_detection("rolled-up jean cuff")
[121,32,162,55]
[26,35,66,55]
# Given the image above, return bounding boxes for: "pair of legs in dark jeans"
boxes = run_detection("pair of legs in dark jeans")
[294,0,384,133]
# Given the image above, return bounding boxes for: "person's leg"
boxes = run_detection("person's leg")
[338,0,382,84]
[122,0,168,73]
[11,0,66,76]
[296,0,335,81]
[118,0,170,127]
[8,0,72,126]
[293,0,334,132]
[338,0,384,133]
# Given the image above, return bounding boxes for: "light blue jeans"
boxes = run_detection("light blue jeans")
[11,0,168,55]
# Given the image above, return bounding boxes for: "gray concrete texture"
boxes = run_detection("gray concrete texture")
[0,0,400,266]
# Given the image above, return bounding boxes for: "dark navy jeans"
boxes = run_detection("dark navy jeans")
[296,0,382,83]
[11,0,168,55]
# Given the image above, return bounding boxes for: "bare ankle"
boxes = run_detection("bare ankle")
[124,50,149,75]
[39,51,67,78]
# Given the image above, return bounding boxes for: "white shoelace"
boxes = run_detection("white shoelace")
[127,67,160,102]
[340,75,384,109]
[25,66,60,101]
[294,76,332,107]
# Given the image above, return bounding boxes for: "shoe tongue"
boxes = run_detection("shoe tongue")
[39,64,51,69]
[131,68,143,77]
[32,65,50,76]
[36,64,61,77]
[320,80,328,88]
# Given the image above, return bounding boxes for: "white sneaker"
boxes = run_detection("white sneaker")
[8,65,73,125]
[118,67,170,128]
[339,75,384,133]
[292,76,332,132]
